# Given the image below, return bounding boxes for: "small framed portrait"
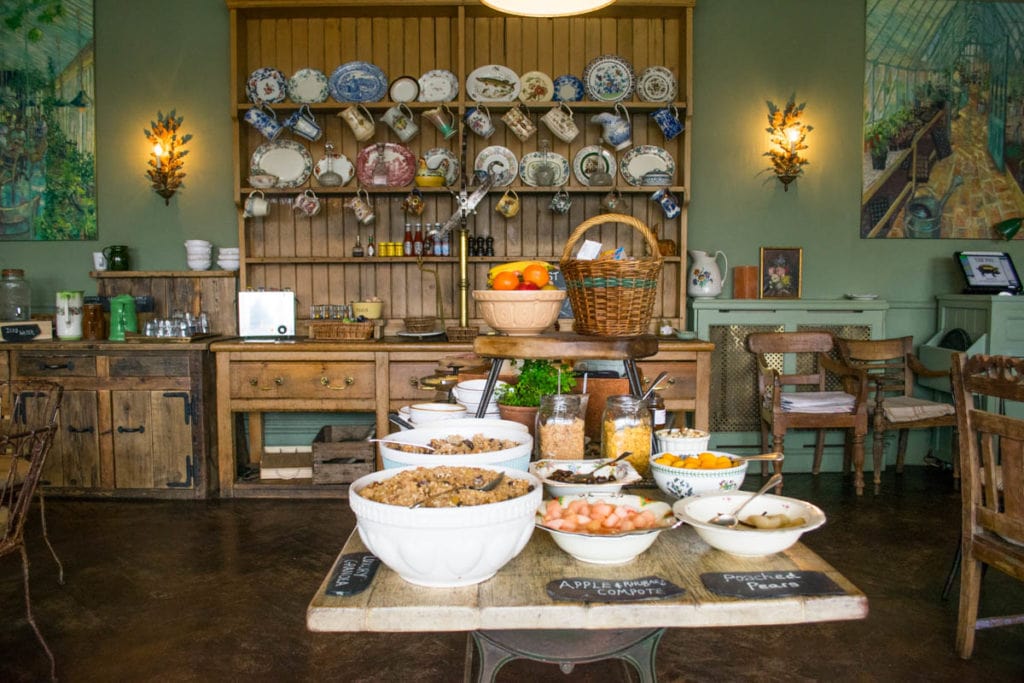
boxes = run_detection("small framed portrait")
[759,247,803,299]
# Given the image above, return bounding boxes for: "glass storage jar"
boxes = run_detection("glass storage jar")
[0,268,31,321]
[536,394,585,460]
[601,395,652,477]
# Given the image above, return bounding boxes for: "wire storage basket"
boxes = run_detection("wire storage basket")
[559,213,663,337]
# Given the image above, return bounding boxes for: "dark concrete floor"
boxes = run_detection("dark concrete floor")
[2,467,1024,682]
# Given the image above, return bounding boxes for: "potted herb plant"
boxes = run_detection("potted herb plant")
[865,118,892,171]
[496,359,576,436]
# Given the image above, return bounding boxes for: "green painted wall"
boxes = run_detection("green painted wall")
[3,0,1021,344]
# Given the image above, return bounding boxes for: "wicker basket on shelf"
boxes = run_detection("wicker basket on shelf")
[308,320,375,340]
[403,316,438,334]
[446,326,479,343]
[559,213,663,337]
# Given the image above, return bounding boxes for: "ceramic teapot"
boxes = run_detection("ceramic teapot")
[687,250,728,298]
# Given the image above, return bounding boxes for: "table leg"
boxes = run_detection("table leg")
[469,628,664,683]
[623,360,644,398]
[475,359,505,418]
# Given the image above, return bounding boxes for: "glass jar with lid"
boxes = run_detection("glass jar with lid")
[0,268,31,321]
[536,394,585,460]
[601,395,652,477]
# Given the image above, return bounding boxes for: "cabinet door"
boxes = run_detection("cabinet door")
[112,390,193,489]
[50,390,100,488]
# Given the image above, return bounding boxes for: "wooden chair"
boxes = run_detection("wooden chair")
[1,379,64,680]
[950,353,1024,659]
[836,336,956,491]
[746,331,870,493]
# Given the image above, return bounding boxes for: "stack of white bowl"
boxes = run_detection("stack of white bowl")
[218,246,240,270]
[185,240,212,271]
[452,379,506,419]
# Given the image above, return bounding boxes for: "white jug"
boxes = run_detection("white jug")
[687,250,728,298]
[55,290,84,340]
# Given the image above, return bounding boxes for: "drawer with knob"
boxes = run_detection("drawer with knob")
[229,362,375,400]
[638,362,696,404]
[13,353,97,378]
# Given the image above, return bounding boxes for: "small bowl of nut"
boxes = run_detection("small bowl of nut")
[654,427,710,455]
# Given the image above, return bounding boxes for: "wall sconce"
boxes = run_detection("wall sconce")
[764,95,812,191]
[144,110,192,205]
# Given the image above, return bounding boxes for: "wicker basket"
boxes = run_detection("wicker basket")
[446,325,479,343]
[559,213,662,337]
[308,320,375,340]
[404,316,438,333]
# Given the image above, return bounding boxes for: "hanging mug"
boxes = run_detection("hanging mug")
[464,104,495,138]
[338,104,375,142]
[540,102,579,143]
[381,103,418,142]
[423,103,457,139]
[293,189,321,217]
[651,188,681,219]
[55,290,84,341]
[501,104,537,141]
[344,188,376,225]
[495,189,520,218]
[243,104,283,141]
[283,104,322,141]
[601,188,624,212]
[549,189,572,214]
[401,188,425,215]
[652,104,684,141]
[244,190,270,218]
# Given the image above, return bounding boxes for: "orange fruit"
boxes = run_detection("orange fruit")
[522,264,550,288]
[492,271,520,290]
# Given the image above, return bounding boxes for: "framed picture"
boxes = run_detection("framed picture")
[759,247,803,299]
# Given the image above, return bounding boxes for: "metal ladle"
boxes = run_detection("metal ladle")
[707,473,783,528]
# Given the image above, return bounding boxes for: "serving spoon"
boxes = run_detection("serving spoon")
[553,452,632,483]
[707,473,783,528]
[367,438,436,451]
[409,472,505,508]
[728,452,784,463]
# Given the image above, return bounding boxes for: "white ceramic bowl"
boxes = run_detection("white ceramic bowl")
[452,379,508,406]
[529,458,642,497]
[352,301,383,319]
[397,413,529,433]
[673,492,827,557]
[537,493,676,564]
[218,262,241,271]
[654,428,711,454]
[377,424,533,471]
[349,464,542,587]
[408,402,467,423]
[650,451,747,499]
[187,262,212,271]
[472,289,566,336]
[184,239,211,248]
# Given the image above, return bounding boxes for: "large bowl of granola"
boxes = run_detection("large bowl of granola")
[349,464,543,586]
[378,424,534,471]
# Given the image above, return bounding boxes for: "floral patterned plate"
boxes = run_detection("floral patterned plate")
[246,67,288,104]
[636,66,677,103]
[572,145,617,186]
[355,142,416,188]
[552,74,585,102]
[329,61,388,102]
[287,68,329,104]
[619,145,674,186]
[250,139,313,188]
[519,151,570,187]
[583,55,635,102]
[466,65,521,102]
[519,71,554,103]
[417,70,459,102]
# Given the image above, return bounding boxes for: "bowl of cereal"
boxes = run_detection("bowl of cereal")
[650,451,747,499]
[350,465,542,586]
[536,493,677,564]
[672,492,826,556]
[654,427,710,454]
[377,424,533,471]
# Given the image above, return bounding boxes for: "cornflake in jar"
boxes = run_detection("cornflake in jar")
[600,395,652,477]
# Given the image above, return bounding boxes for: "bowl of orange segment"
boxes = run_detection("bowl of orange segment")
[473,262,566,335]
[650,450,747,500]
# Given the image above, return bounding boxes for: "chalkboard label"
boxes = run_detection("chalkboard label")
[325,552,381,597]
[701,571,843,599]
[546,576,685,603]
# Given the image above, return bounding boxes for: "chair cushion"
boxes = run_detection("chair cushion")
[882,396,955,422]
[780,391,855,413]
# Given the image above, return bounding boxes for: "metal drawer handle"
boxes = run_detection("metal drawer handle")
[117,425,146,434]
[321,376,355,390]
[41,361,74,371]
[249,377,284,390]
[409,377,420,387]
[67,425,95,434]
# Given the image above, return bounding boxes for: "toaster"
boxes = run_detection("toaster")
[238,291,296,338]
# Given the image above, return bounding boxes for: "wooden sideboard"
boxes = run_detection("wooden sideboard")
[211,337,712,498]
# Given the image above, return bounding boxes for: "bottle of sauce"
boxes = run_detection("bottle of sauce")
[413,223,424,256]
[352,234,364,258]
[366,234,376,258]
[0,268,31,321]
[403,223,413,256]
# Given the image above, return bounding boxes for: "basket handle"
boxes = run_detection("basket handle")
[559,213,661,262]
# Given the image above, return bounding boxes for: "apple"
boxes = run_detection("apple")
[516,282,539,290]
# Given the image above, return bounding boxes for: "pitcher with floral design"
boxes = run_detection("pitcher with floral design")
[687,250,728,298]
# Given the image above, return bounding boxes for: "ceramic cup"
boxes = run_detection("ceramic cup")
[651,188,681,220]
[652,104,684,141]
[92,251,107,271]
[540,102,579,143]
[338,104,375,142]
[549,189,572,214]
[495,189,520,218]
[293,189,321,217]
[344,188,376,225]
[464,104,495,138]
[244,190,270,218]
[501,104,537,141]
[423,104,457,139]
[381,103,418,143]
[401,188,425,216]
[244,105,283,141]
[283,104,322,141]
[601,188,624,212]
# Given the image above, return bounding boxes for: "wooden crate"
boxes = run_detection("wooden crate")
[311,425,375,486]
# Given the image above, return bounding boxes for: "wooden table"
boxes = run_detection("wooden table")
[308,522,867,681]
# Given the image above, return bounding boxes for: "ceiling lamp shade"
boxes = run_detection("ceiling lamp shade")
[481,0,615,17]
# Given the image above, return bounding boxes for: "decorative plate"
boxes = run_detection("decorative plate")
[246,67,288,105]
[422,147,460,187]
[474,146,519,187]
[551,74,585,102]
[466,65,521,102]
[287,68,329,104]
[250,139,313,188]
[417,69,459,102]
[329,61,388,102]
[519,71,554,103]
[313,151,354,187]
[635,66,677,103]
[355,142,416,188]
[389,75,420,103]
[572,145,617,186]
[519,151,570,187]
[619,145,675,186]
[583,55,635,102]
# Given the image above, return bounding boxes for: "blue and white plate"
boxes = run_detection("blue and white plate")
[246,67,288,105]
[329,61,388,103]
[287,68,329,104]
[583,55,635,102]
[551,74,584,102]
